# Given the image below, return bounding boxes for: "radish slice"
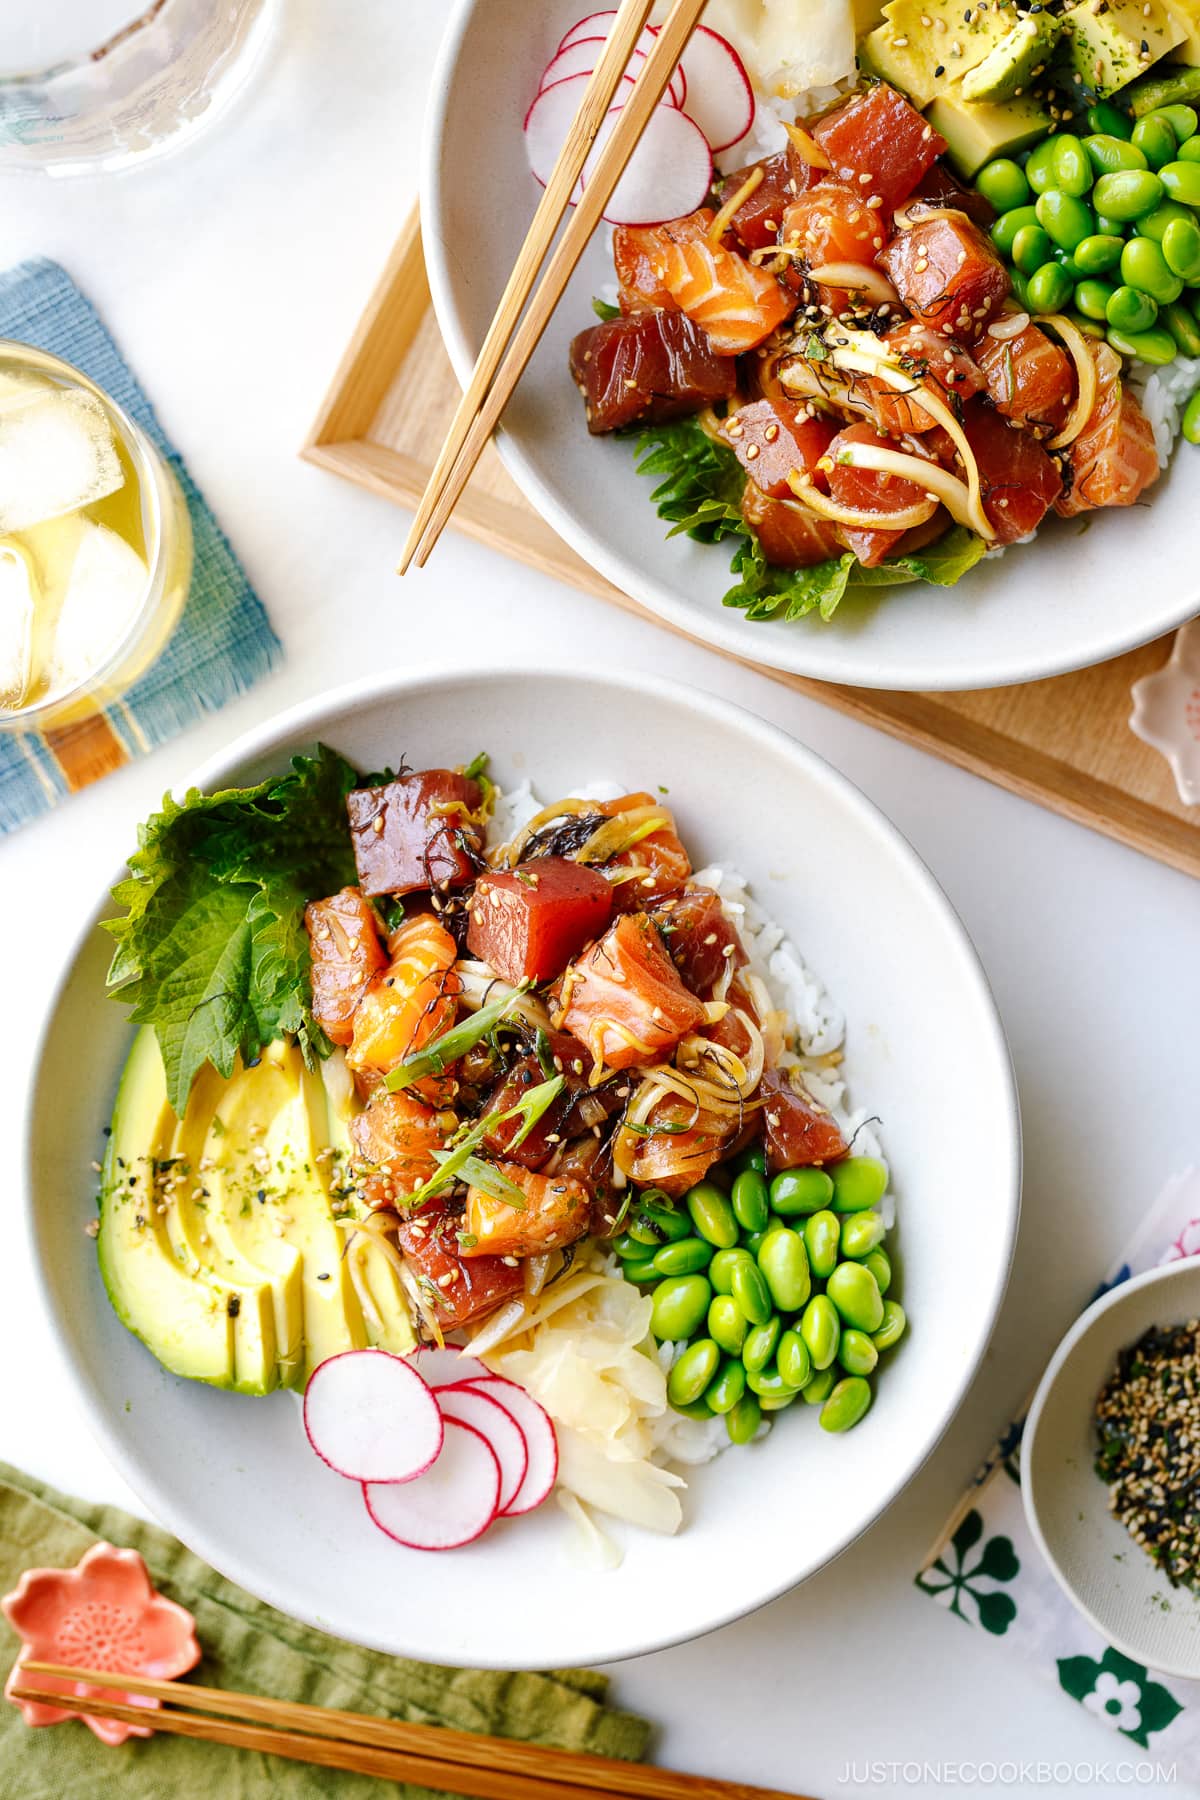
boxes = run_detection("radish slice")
[582,102,713,228]
[364,1419,501,1551]
[558,8,620,51]
[551,19,686,106]
[669,25,755,154]
[463,1376,558,1516]
[303,1350,443,1485]
[410,1347,489,1388]
[438,1384,528,1515]
[524,75,594,193]
[540,41,681,107]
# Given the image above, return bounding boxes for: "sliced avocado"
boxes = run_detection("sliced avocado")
[927,90,1053,176]
[866,0,1021,106]
[98,1028,269,1393]
[1159,0,1200,68]
[853,0,888,37]
[962,11,1062,100]
[1063,0,1184,95]
[1126,58,1200,107]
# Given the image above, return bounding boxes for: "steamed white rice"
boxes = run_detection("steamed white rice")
[486,783,889,1477]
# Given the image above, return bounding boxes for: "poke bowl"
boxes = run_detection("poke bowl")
[25,666,1020,1666]
[423,0,1200,692]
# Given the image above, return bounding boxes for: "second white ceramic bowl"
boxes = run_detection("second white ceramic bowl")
[423,0,1199,691]
[25,666,1020,1667]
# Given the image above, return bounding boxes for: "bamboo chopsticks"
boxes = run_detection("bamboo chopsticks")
[398,0,710,574]
[12,1661,812,1800]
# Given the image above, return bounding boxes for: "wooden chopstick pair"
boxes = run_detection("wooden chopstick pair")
[398,0,710,574]
[12,1661,811,1800]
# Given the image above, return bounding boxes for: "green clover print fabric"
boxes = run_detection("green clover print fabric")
[916,1169,1200,1759]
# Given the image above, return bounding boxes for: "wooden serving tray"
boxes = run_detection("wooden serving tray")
[304,205,1199,880]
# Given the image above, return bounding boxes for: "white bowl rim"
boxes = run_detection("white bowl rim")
[1023,1256,1200,1681]
[421,0,1200,695]
[22,661,1023,1664]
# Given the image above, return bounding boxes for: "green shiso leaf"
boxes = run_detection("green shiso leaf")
[104,745,359,1114]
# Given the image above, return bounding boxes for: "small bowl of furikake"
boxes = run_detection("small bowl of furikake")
[1024,1257,1200,1680]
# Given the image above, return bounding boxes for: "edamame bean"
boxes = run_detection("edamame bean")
[758,1227,811,1312]
[1156,104,1198,143]
[1164,300,1200,354]
[1094,212,1126,235]
[1132,115,1179,170]
[685,1181,739,1249]
[725,1392,762,1444]
[1121,235,1184,302]
[829,1156,887,1213]
[622,1254,661,1284]
[1106,283,1159,332]
[1181,136,1200,164]
[733,1144,766,1177]
[667,1339,720,1407]
[991,204,1040,258]
[839,1210,886,1260]
[650,1274,712,1342]
[731,1168,770,1233]
[1013,222,1054,274]
[976,157,1031,212]
[759,1389,801,1412]
[672,1399,715,1421]
[873,1300,909,1352]
[1076,277,1117,320]
[1083,133,1147,175]
[1073,233,1125,274]
[862,1246,892,1296]
[744,1229,768,1256]
[802,1367,836,1406]
[1093,169,1165,220]
[804,1209,841,1281]
[709,1293,749,1356]
[612,1231,645,1259]
[709,1247,752,1295]
[1009,267,1032,312]
[1140,199,1193,242]
[827,1261,885,1333]
[838,1327,880,1376]
[705,1357,746,1415]
[653,1236,713,1277]
[1107,323,1177,363]
[1160,160,1200,206]
[629,1199,691,1245]
[1087,101,1132,140]
[770,1167,833,1215]
[1027,261,1074,314]
[1069,313,1108,339]
[747,1365,801,1401]
[1163,214,1200,278]
[1183,387,1200,442]
[777,1328,812,1391]
[800,1293,841,1370]
[731,1257,773,1327]
[1052,137,1092,199]
[742,1315,782,1374]
[819,1376,873,1434]
[1025,136,1060,195]
[1054,248,1085,281]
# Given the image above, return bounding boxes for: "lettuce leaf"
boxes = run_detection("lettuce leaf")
[105,745,360,1113]
[629,415,985,623]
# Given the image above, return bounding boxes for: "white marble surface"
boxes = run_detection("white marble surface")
[1,5,1197,1795]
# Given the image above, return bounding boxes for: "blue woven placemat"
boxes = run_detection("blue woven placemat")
[0,258,281,831]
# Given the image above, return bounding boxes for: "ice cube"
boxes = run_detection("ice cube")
[0,540,38,710]
[0,386,123,534]
[45,520,148,697]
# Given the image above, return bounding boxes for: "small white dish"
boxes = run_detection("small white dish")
[24,665,1020,1667]
[1024,1259,1200,1681]
[423,0,1200,692]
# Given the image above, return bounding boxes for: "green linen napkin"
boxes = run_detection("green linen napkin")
[0,1461,651,1799]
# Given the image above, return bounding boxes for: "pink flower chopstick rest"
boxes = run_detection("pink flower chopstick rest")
[2,1541,200,1745]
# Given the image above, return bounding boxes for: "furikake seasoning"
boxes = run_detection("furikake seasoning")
[1095,1319,1200,1591]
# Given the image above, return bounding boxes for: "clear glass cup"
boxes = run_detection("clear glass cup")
[0,0,276,178]
[0,341,193,733]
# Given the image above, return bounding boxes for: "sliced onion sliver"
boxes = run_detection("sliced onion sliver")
[1041,313,1099,451]
[786,471,938,533]
[807,263,899,305]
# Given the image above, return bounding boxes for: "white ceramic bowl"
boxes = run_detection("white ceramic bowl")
[25,667,1020,1667]
[1024,1259,1200,1680]
[422,0,1199,693]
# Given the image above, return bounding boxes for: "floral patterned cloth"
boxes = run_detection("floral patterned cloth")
[916,1168,1200,1757]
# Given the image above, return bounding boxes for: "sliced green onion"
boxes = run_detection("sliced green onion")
[462,752,490,781]
[404,1074,565,1210]
[385,981,531,1090]
[505,1075,566,1149]
[448,1154,527,1206]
